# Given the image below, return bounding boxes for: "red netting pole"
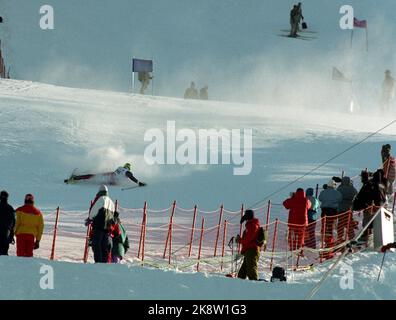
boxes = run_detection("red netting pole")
[188,205,198,257]
[220,220,228,271]
[196,218,205,272]
[315,184,319,198]
[393,192,396,214]
[238,204,244,254]
[168,201,176,264]
[213,204,224,257]
[269,219,279,271]
[320,216,327,263]
[137,201,147,259]
[163,201,176,259]
[83,200,93,263]
[50,207,60,260]
[142,203,148,262]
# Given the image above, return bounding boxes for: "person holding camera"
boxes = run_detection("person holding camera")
[236,209,261,281]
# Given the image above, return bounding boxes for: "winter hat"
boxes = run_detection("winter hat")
[0,190,8,200]
[240,209,254,224]
[24,194,34,204]
[327,180,337,188]
[306,188,314,197]
[99,184,108,193]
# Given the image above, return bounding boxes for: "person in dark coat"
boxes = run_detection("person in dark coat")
[237,210,261,281]
[289,5,299,37]
[353,169,387,242]
[336,176,358,243]
[0,191,15,255]
[381,144,396,196]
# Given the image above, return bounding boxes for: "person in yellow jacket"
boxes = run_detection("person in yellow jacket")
[14,194,44,257]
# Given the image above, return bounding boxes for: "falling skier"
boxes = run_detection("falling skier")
[64,163,146,187]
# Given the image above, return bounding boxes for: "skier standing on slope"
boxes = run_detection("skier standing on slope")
[114,163,146,186]
[381,144,396,197]
[236,210,261,281]
[86,185,115,263]
[138,71,153,95]
[289,5,299,37]
[0,191,15,256]
[14,194,44,257]
[283,188,311,251]
[184,82,199,99]
[380,70,395,112]
[199,86,209,100]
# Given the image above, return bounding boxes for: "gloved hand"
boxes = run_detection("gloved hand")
[235,234,241,243]
[34,240,40,250]
[138,182,147,187]
[10,237,15,245]
[84,218,92,227]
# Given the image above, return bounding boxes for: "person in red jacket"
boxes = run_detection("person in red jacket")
[283,188,311,251]
[236,209,261,281]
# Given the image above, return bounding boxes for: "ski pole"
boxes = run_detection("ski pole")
[121,185,141,191]
[377,251,387,282]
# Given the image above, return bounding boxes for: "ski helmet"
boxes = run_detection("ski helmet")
[124,163,131,171]
[99,185,108,193]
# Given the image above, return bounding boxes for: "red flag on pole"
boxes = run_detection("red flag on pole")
[354,18,367,29]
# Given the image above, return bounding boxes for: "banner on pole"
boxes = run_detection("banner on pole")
[332,67,351,83]
[353,17,367,29]
[132,58,153,72]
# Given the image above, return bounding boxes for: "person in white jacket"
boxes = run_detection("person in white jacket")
[87,185,115,263]
[113,163,146,187]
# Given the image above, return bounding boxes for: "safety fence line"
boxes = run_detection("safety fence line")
[44,192,395,274]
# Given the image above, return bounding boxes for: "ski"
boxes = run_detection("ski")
[277,34,316,41]
[280,29,318,34]
[121,184,147,191]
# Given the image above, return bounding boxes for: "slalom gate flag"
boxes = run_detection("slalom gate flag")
[353,17,367,28]
[332,67,350,82]
[132,58,153,72]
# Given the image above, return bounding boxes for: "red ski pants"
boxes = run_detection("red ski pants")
[16,234,35,257]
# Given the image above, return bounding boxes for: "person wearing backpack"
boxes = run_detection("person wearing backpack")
[110,211,130,263]
[236,209,261,281]
[305,188,319,249]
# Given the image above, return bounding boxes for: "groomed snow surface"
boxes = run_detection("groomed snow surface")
[0,79,396,299]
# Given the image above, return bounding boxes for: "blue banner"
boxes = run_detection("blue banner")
[133,58,153,72]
